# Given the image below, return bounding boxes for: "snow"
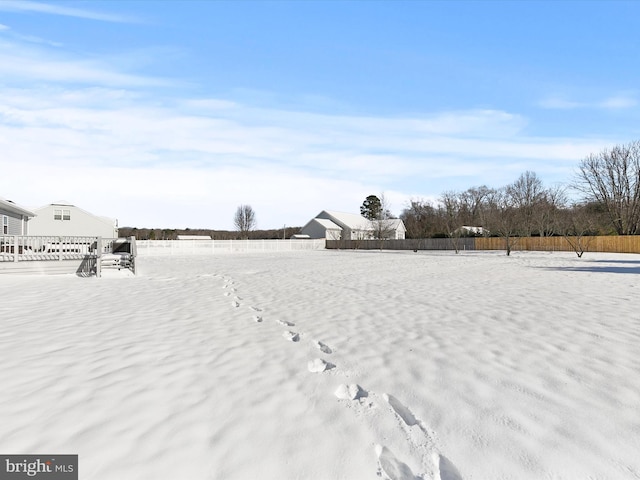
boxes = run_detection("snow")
[1,249,639,479]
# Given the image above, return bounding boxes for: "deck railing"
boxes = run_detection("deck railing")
[0,235,137,276]
[0,235,103,262]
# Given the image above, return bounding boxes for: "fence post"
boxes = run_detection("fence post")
[129,236,137,275]
[13,236,18,262]
[96,237,102,278]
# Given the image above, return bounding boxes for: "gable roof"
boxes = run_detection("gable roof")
[383,218,406,230]
[0,197,36,217]
[319,210,371,230]
[313,218,342,230]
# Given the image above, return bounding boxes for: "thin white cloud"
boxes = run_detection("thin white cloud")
[0,26,63,46]
[0,41,173,87]
[538,97,583,110]
[539,93,638,110]
[598,95,637,109]
[0,0,135,23]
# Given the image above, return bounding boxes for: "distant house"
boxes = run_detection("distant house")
[455,225,487,236]
[177,235,211,240]
[381,218,407,239]
[300,210,406,240]
[28,201,118,238]
[0,198,35,235]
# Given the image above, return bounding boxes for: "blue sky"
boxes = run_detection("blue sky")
[1,1,639,229]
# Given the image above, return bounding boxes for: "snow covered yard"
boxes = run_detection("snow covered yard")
[1,250,639,479]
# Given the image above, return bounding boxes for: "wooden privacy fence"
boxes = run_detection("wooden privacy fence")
[328,236,640,254]
[475,236,640,254]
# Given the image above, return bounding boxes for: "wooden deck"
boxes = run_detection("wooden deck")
[0,236,137,276]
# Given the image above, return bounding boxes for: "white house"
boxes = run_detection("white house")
[0,197,35,235]
[380,218,407,239]
[455,225,487,236]
[300,210,406,240]
[28,201,118,238]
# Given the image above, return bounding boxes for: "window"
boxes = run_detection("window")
[54,209,71,221]
[2,216,7,234]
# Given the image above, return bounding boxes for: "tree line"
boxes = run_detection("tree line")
[118,226,301,241]
[399,140,640,255]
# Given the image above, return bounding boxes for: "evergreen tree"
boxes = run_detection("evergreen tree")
[360,195,382,220]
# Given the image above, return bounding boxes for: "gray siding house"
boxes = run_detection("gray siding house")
[301,210,406,240]
[28,201,118,238]
[300,217,343,240]
[0,198,35,235]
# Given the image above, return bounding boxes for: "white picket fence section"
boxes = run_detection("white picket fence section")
[136,239,325,256]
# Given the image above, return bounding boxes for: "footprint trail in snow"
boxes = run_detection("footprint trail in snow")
[216,272,461,479]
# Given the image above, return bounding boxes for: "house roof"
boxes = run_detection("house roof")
[384,218,406,230]
[320,210,371,230]
[313,218,342,230]
[300,215,342,233]
[0,197,36,217]
[303,210,407,236]
[321,211,406,231]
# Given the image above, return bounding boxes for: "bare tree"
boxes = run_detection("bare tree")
[460,185,493,230]
[533,184,567,237]
[400,198,439,239]
[439,191,465,253]
[574,140,640,235]
[506,171,545,237]
[559,203,597,257]
[234,205,256,239]
[484,188,520,255]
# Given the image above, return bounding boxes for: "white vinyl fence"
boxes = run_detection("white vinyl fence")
[136,239,326,256]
